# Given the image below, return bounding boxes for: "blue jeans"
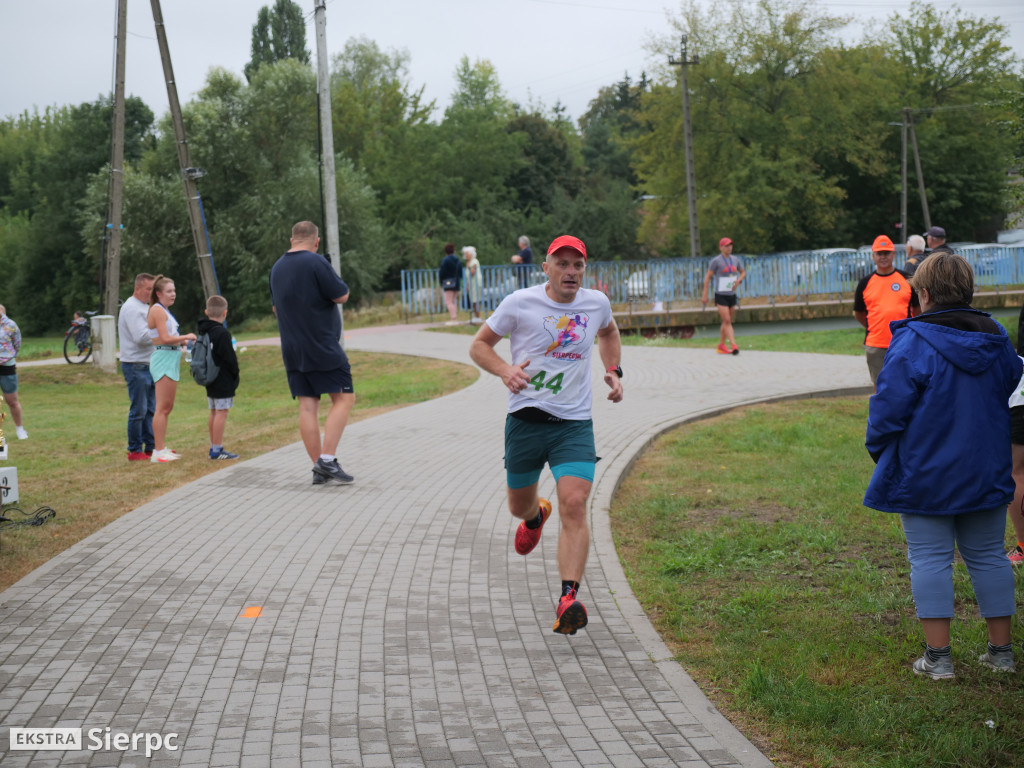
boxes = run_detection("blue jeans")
[900,507,1016,619]
[121,362,155,453]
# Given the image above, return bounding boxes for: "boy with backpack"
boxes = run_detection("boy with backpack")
[194,295,240,460]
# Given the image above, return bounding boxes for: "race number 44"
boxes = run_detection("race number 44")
[528,370,564,395]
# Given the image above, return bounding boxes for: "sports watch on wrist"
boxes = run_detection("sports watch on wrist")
[607,365,623,379]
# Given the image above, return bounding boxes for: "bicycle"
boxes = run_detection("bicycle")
[63,311,97,364]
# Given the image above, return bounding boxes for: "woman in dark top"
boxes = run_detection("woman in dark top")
[439,243,462,325]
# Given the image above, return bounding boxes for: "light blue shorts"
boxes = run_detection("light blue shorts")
[149,349,181,382]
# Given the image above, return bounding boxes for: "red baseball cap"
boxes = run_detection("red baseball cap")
[872,235,895,252]
[547,235,587,261]
[720,237,733,247]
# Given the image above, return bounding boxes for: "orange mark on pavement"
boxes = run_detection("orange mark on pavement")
[240,606,263,618]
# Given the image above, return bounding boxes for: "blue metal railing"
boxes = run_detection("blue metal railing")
[401,245,1024,316]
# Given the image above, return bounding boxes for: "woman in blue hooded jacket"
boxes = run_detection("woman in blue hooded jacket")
[865,251,1020,679]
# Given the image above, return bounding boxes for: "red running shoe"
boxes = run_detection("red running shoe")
[1009,544,1023,566]
[514,498,552,555]
[716,343,730,354]
[553,592,588,635]
[127,451,148,461]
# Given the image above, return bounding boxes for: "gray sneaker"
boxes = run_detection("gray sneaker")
[979,648,1015,673]
[312,457,354,485]
[912,654,954,680]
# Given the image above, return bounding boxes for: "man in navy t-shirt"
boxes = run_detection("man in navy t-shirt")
[512,235,534,289]
[270,220,356,486]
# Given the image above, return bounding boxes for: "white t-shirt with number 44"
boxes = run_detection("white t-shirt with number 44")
[486,284,613,421]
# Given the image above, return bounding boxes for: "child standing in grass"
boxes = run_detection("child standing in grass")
[864,252,1020,679]
[197,295,240,460]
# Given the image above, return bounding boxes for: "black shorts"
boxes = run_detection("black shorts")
[286,366,354,399]
[1011,406,1024,445]
[714,293,738,308]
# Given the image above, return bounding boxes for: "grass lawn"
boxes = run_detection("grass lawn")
[611,398,1024,768]
[0,346,477,593]
[621,326,869,355]
[621,315,1019,356]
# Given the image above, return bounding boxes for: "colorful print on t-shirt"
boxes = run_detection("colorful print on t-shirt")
[544,313,590,357]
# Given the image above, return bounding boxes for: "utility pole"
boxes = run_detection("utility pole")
[314,0,343,340]
[150,0,219,300]
[670,35,701,258]
[900,110,908,244]
[907,110,931,231]
[101,0,128,315]
[898,107,932,240]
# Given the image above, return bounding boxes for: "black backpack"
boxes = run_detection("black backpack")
[190,332,221,386]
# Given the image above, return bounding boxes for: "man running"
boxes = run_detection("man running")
[470,235,623,635]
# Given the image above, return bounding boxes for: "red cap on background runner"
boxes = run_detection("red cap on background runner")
[547,235,587,261]
[720,237,733,247]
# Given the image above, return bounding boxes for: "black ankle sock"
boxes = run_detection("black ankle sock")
[988,641,1012,654]
[925,644,951,663]
[524,508,544,530]
[561,581,580,598]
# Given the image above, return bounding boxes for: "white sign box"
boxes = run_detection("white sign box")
[1,466,18,504]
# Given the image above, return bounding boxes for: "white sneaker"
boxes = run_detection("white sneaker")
[15,426,28,440]
[150,448,180,463]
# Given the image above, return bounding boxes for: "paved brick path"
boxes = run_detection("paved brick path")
[0,328,870,766]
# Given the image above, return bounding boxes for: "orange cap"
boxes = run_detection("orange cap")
[872,235,895,252]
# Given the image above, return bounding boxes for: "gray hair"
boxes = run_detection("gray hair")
[518,235,530,248]
[911,250,973,306]
[462,246,477,259]
[0,305,5,316]
[907,234,925,252]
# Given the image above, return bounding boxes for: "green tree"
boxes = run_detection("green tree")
[0,97,154,332]
[633,0,1019,254]
[634,0,852,255]
[999,79,1024,217]
[506,112,581,214]
[129,59,389,319]
[879,1,1018,239]
[888,0,1015,106]
[579,73,648,187]
[329,36,433,196]
[244,0,310,83]
[79,166,201,322]
[375,56,525,270]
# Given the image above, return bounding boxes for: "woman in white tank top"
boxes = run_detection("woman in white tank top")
[146,275,196,463]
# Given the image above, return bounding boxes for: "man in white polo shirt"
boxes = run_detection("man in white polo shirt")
[470,234,623,635]
[117,273,156,461]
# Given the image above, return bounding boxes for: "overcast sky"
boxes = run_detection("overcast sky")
[1,0,1022,124]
